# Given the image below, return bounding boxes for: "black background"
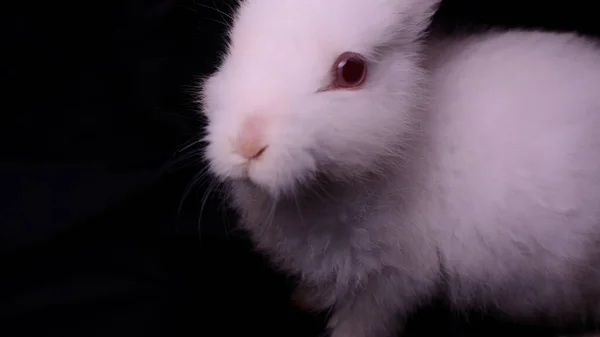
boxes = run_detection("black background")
[1,1,599,336]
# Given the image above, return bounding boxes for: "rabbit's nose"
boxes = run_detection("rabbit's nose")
[235,115,269,160]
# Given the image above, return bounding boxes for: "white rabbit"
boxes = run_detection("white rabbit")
[199,0,600,336]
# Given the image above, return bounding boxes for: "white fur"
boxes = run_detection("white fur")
[201,1,600,336]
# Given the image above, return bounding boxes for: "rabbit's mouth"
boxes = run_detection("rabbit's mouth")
[229,164,323,201]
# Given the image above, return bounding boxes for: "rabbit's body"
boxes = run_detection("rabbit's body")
[201,1,600,336]
[424,31,600,318]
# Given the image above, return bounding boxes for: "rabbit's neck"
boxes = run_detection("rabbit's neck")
[229,165,423,287]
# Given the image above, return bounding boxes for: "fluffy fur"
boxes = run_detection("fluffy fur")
[200,0,600,336]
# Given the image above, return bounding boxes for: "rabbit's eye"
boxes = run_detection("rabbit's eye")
[332,52,367,89]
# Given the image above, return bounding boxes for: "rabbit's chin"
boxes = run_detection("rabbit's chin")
[239,168,367,204]
[231,164,350,202]
[228,177,302,203]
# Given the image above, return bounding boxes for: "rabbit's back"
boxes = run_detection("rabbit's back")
[421,30,600,320]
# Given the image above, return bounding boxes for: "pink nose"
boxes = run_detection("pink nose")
[236,116,268,160]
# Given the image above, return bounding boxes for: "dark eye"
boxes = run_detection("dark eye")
[332,51,368,89]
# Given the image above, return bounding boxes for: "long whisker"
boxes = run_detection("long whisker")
[180,0,238,27]
[177,3,229,27]
[197,178,224,241]
[262,196,278,237]
[178,165,212,214]
[212,0,231,23]
[178,138,206,156]
[308,176,336,204]
[192,0,235,22]
[292,189,306,229]
[217,0,237,14]
[219,193,233,240]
